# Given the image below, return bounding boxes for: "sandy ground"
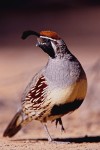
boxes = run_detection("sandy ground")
[0,6,100,150]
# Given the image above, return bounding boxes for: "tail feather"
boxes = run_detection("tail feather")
[3,110,23,137]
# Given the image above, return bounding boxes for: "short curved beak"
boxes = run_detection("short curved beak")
[36,42,39,47]
[36,37,44,47]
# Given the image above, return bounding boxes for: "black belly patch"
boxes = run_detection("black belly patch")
[50,99,83,116]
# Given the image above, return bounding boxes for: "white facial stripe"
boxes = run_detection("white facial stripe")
[40,36,57,41]
[51,41,57,53]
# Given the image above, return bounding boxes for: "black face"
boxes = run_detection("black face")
[37,38,55,58]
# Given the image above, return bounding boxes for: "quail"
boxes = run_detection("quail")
[3,30,87,141]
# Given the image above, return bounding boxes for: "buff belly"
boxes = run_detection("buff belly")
[41,78,87,122]
[22,78,87,122]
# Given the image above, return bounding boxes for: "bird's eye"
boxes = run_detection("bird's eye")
[37,37,50,46]
[42,38,50,44]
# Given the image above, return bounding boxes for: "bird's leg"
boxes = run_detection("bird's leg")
[56,118,65,132]
[42,123,53,142]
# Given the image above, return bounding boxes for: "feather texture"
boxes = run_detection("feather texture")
[3,30,87,140]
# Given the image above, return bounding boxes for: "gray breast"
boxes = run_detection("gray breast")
[44,57,84,88]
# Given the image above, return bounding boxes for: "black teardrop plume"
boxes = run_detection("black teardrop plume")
[21,30,40,40]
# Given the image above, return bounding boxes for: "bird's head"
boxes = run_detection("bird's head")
[21,30,68,58]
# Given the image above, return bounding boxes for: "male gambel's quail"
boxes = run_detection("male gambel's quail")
[3,30,87,141]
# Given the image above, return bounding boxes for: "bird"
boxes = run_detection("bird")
[3,30,87,142]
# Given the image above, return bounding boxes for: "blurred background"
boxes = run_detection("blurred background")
[0,0,100,138]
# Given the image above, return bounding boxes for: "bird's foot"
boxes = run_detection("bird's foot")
[55,118,65,132]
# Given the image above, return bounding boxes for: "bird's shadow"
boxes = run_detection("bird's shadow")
[13,135,100,143]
